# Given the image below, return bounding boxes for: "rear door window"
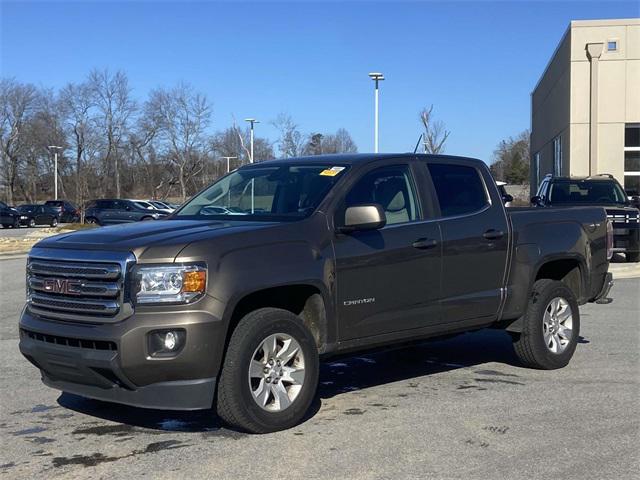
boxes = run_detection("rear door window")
[427,163,489,217]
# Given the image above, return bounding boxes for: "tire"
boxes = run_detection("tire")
[1,224,9,229]
[85,217,98,225]
[512,279,580,370]
[50,217,58,227]
[141,216,153,221]
[28,218,36,228]
[626,252,640,263]
[216,308,319,433]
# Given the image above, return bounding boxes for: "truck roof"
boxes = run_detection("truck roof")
[240,153,483,168]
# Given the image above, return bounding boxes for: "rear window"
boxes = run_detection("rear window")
[427,164,489,217]
[549,180,627,205]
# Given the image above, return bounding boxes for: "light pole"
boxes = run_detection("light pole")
[221,156,237,173]
[368,72,384,153]
[244,118,259,163]
[48,146,63,200]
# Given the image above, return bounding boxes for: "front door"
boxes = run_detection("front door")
[333,163,442,341]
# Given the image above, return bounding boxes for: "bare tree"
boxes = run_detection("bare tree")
[147,82,212,201]
[88,69,135,198]
[419,105,450,154]
[0,79,39,205]
[272,113,305,158]
[59,82,96,207]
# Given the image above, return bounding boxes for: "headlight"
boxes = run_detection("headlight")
[134,264,206,304]
[20,216,28,219]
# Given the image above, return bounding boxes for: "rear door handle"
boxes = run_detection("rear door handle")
[483,229,505,240]
[412,238,438,249]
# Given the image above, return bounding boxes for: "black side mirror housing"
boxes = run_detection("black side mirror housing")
[339,204,386,233]
[502,194,514,204]
[531,195,542,206]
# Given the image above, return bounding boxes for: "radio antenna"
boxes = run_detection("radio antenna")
[413,134,423,154]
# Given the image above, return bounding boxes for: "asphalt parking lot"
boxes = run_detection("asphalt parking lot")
[0,256,638,480]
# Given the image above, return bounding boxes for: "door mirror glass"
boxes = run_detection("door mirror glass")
[341,204,386,232]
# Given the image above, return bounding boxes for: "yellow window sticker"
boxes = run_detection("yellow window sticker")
[320,166,346,177]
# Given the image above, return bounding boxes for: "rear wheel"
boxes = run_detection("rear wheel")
[512,279,580,370]
[217,308,319,433]
[626,252,640,263]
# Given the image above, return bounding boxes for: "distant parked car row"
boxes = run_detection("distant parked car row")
[84,199,180,225]
[1,201,68,228]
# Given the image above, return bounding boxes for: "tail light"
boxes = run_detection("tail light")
[606,220,613,261]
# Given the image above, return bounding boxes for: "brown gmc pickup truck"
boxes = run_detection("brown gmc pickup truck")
[19,154,614,433]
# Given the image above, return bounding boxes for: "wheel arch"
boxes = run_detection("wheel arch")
[224,282,333,355]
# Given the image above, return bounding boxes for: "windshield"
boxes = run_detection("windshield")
[175,164,348,221]
[549,180,628,205]
[17,205,36,213]
[133,201,155,210]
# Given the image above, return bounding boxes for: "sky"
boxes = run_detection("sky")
[1,0,639,163]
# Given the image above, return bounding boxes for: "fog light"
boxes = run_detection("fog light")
[164,331,177,350]
[148,329,186,357]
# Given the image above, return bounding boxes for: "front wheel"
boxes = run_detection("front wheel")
[216,308,319,433]
[50,217,58,227]
[28,218,36,228]
[512,279,580,370]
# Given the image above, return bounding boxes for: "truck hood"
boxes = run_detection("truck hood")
[35,219,276,259]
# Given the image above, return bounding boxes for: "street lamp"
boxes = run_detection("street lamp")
[221,156,237,173]
[48,146,63,200]
[368,72,384,153]
[244,118,260,163]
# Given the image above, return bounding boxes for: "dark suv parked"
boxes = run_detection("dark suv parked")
[16,205,59,227]
[0,201,19,228]
[84,199,169,225]
[533,174,640,262]
[44,200,79,223]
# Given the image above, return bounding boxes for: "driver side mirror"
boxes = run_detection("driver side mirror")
[339,204,386,233]
[630,196,640,209]
[531,195,542,206]
[502,194,514,205]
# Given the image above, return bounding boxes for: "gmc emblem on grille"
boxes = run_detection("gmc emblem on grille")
[43,278,83,295]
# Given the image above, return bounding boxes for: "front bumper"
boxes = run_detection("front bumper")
[612,225,640,253]
[19,298,227,410]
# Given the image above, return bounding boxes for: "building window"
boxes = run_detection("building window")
[553,136,562,176]
[624,124,640,196]
[607,40,618,51]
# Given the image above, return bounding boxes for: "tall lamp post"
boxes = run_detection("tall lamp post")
[221,156,237,173]
[368,72,384,153]
[48,145,63,200]
[244,118,260,163]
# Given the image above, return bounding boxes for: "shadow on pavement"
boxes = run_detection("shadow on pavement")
[57,328,586,433]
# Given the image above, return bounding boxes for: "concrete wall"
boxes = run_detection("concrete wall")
[531,28,571,189]
[569,20,640,183]
[531,19,640,192]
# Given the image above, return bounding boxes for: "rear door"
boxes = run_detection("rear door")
[333,160,442,340]
[426,161,509,324]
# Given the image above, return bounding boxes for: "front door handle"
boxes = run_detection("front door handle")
[483,229,505,240]
[412,238,438,250]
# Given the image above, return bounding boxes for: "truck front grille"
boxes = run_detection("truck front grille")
[607,213,639,225]
[26,256,129,322]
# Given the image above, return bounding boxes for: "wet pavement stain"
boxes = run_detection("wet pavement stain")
[51,440,191,469]
[71,424,136,436]
[343,408,365,415]
[474,378,525,386]
[52,453,120,468]
[11,426,47,436]
[26,436,55,444]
